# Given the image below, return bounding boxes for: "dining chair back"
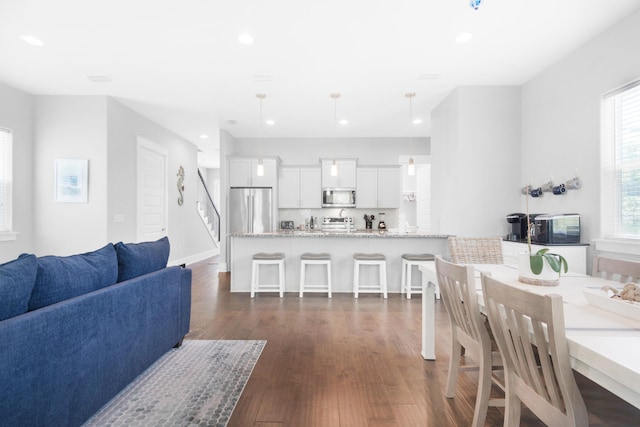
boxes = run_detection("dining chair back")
[448,236,504,264]
[435,256,503,427]
[592,255,640,284]
[481,274,588,427]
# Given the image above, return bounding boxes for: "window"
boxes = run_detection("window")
[601,80,640,239]
[0,127,13,233]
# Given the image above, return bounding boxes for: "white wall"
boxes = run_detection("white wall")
[0,82,34,261]
[106,98,215,264]
[230,136,430,165]
[431,86,521,237]
[2,89,215,263]
[521,9,640,261]
[34,96,108,256]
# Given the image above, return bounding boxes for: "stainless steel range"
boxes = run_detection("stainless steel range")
[321,217,355,232]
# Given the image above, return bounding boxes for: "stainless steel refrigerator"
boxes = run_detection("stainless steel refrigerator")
[229,187,273,234]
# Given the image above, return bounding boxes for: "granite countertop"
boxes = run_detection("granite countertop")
[230,230,451,238]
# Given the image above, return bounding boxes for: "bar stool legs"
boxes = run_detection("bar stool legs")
[353,253,387,298]
[401,253,437,299]
[299,253,332,298]
[251,252,286,297]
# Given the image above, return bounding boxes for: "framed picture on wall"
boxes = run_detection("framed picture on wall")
[54,159,88,203]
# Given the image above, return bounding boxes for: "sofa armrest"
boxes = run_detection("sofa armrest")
[179,267,192,340]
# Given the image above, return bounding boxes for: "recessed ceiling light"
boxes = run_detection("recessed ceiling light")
[237,33,254,45]
[200,134,208,139]
[418,73,442,81]
[20,35,44,47]
[265,120,275,125]
[413,118,423,124]
[456,32,473,43]
[339,119,348,125]
[86,75,112,83]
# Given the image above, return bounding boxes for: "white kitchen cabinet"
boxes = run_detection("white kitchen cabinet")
[228,157,277,188]
[278,166,321,208]
[356,166,401,209]
[321,159,357,188]
[377,167,401,208]
[501,240,588,274]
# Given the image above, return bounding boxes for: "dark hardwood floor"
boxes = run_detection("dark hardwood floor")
[185,257,640,426]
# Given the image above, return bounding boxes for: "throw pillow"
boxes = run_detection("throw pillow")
[0,254,37,320]
[28,244,118,311]
[115,236,170,282]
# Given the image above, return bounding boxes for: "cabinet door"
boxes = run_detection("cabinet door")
[228,158,252,187]
[356,168,378,208]
[501,241,523,266]
[377,167,401,208]
[279,168,300,208]
[299,167,322,208]
[322,159,357,188]
[251,158,277,188]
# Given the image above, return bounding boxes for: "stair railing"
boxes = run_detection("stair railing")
[197,169,221,243]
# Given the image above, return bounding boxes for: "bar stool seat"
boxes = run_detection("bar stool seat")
[401,253,438,299]
[251,252,285,298]
[299,253,332,298]
[353,253,387,298]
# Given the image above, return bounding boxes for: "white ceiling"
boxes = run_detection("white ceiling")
[1,0,639,161]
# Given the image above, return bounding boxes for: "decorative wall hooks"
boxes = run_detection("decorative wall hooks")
[520,175,581,197]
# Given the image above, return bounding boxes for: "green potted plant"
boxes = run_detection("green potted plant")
[518,190,568,285]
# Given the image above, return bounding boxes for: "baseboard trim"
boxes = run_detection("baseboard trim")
[170,249,219,267]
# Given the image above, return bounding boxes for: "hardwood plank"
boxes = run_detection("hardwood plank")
[187,257,640,426]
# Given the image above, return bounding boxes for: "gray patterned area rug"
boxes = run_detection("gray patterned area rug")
[84,340,266,427]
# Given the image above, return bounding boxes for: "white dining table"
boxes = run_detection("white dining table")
[418,261,640,409]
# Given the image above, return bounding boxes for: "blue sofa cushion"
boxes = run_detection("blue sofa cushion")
[28,244,118,311]
[0,254,37,320]
[115,237,170,282]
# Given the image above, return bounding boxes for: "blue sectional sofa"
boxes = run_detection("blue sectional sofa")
[0,237,192,426]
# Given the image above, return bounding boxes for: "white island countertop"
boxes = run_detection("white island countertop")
[230,231,449,293]
[230,230,451,238]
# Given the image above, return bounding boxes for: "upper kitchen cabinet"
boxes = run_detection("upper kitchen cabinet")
[321,159,357,188]
[228,157,278,188]
[356,166,401,209]
[279,166,321,208]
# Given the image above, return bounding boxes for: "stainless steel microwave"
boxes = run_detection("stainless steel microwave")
[322,188,356,208]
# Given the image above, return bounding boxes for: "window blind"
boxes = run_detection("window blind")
[601,80,640,238]
[0,127,12,232]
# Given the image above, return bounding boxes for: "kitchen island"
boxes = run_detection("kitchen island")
[230,230,450,294]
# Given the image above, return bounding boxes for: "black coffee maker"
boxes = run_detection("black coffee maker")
[506,213,528,241]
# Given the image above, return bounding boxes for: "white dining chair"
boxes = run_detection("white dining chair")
[592,255,640,283]
[435,256,504,427]
[481,273,588,427]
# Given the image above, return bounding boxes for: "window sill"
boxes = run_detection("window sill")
[0,232,18,242]
[593,239,640,257]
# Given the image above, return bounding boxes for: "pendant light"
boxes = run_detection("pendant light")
[330,93,341,176]
[406,92,416,176]
[256,93,266,176]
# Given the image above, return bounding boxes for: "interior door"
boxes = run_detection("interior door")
[137,137,168,242]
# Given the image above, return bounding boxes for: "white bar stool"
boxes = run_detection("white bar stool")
[251,252,285,298]
[299,253,332,298]
[353,253,387,298]
[401,253,438,299]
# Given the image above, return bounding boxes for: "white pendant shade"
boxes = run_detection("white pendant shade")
[408,158,415,176]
